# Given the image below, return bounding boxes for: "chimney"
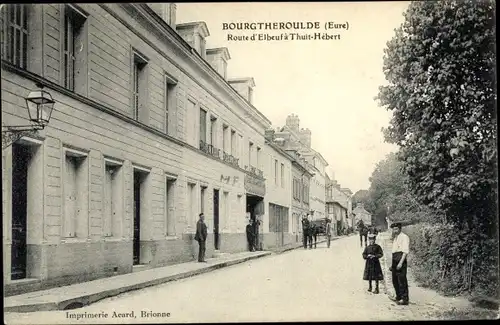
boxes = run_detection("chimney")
[147,3,177,29]
[299,128,311,148]
[206,48,230,80]
[286,114,300,131]
[264,129,275,141]
[176,22,210,59]
[228,77,256,104]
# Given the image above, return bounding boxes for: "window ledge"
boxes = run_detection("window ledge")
[165,236,178,241]
[61,238,88,244]
[7,278,40,285]
[103,237,124,242]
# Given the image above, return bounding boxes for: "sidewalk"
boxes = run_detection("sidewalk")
[378,232,472,320]
[4,251,271,313]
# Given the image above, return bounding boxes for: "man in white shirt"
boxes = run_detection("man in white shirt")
[389,222,410,305]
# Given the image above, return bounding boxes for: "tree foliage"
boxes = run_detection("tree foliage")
[377,0,497,233]
[352,189,370,207]
[367,152,434,227]
[374,0,498,300]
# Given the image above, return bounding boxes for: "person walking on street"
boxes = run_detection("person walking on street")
[389,222,410,305]
[301,215,310,249]
[360,225,368,247]
[194,213,208,263]
[246,219,255,252]
[362,234,384,294]
[325,219,332,248]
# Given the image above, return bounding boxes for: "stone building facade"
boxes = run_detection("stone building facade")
[274,114,328,220]
[325,174,352,235]
[1,3,277,295]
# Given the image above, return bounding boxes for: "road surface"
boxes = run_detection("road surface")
[4,235,467,324]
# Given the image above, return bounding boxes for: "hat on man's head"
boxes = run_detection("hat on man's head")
[390,222,402,229]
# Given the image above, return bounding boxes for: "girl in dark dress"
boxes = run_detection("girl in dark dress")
[362,234,384,294]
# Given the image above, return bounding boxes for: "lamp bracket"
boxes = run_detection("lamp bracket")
[2,124,44,149]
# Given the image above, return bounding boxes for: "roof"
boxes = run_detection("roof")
[206,47,231,60]
[228,77,256,87]
[176,21,210,38]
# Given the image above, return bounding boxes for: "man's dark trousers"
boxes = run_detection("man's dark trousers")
[392,252,409,302]
[198,240,206,262]
[247,236,254,251]
[302,231,308,249]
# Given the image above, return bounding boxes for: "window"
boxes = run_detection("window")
[132,50,148,121]
[164,73,177,134]
[103,158,123,237]
[187,99,197,146]
[303,184,309,204]
[210,116,217,146]
[248,142,253,166]
[230,130,236,156]
[222,125,228,152]
[257,147,261,169]
[63,148,89,238]
[165,176,176,236]
[281,163,285,188]
[187,183,196,229]
[223,191,229,230]
[199,108,207,144]
[63,5,87,91]
[5,4,29,68]
[274,160,278,185]
[200,186,207,214]
[239,134,243,159]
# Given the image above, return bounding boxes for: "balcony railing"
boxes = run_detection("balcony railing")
[199,140,220,159]
[223,151,239,168]
[248,165,263,178]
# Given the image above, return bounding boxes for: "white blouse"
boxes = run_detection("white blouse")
[392,232,410,254]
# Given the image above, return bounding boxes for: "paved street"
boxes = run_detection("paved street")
[4,235,471,324]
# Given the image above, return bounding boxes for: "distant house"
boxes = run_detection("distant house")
[353,203,372,226]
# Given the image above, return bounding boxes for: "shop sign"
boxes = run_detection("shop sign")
[244,174,266,196]
[221,175,239,185]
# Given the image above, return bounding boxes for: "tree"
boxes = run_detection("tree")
[352,189,370,208]
[367,152,433,226]
[376,0,497,234]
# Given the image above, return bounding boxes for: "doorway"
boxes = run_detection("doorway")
[11,144,31,280]
[246,194,264,250]
[133,170,148,265]
[213,189,219,250]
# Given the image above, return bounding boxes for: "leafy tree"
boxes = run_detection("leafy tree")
[352,189,370,208]
[376,0,497,234]
[367,152,433,226]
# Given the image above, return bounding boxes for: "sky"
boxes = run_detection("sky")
[176,2,410,193]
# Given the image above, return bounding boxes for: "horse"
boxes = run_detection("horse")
[307,223,318,249]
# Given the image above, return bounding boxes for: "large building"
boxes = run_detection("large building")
[325,174,352,235]
[264,129,313,245]
[0,3,298,295]
[274,114,328,220]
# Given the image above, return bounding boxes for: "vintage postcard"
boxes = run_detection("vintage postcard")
[2,1,498,323]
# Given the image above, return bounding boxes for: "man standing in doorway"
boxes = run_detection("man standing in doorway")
[389,222,410,305]
[246,219,255,252]
[194,213,208,263]
[253,214,261,251]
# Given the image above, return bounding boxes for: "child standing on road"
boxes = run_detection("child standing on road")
[362,234,384,294]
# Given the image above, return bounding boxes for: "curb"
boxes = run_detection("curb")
[274,236,345,254]
[4,252,271,313]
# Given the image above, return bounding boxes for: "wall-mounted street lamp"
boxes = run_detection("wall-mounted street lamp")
[2,84,55,149]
